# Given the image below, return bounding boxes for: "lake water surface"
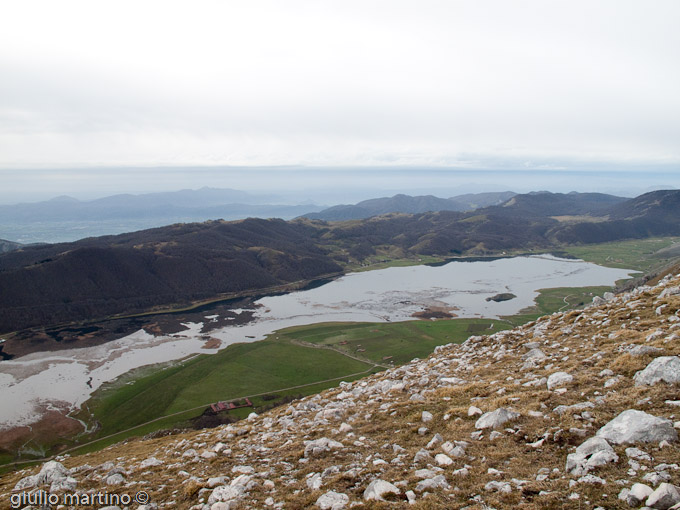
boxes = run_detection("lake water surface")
[0,255,635,429]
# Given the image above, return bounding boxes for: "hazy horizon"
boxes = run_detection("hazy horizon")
[0,165,678,206]
[2,0,679,202]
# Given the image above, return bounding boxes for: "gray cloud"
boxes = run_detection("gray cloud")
[0,0,678,169]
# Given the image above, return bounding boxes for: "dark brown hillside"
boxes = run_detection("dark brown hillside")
[488,191,627,217]
[550,190,680,244]
[607,189,680,221]
[0,219,342,333]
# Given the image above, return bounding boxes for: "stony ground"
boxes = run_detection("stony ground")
[3,274,680,510]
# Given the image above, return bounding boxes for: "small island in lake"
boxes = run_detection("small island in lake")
[486,292,517,302]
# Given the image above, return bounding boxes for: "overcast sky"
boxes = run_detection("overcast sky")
[1,1,679,200]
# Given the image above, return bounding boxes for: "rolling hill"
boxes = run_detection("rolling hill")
[301,192,516,221]
[0,190,679,335]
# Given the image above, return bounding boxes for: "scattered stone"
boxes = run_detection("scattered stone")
[627,483,654,506]
[485,480,512,493]
[634,356,680,386]
[468,406,483,417]
[625,447,653,462]
[475,408,520,429]
[547,371,574,390]
[415,474,449,492]
[565,436,619,475]
[106,473,125,486]
[627,345,665,356]
[647,483,680,509]
[426,433,444,449]
[316,491,349,510]
[304,438,344,458]
[363,479,400,501]
[597,410,678,444]
[434,453,453,466]
[139,457,163,468]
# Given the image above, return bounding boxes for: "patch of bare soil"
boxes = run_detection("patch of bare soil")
[0,406,83,455]
[412,305,458,319]
[1,299,257,359]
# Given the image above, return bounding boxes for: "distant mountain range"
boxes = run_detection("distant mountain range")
[300,191,517,221]
[0,187,324,243]
[1,188,283,222]
[1,189,679,335]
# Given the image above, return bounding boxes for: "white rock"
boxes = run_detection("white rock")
[647,482,680,509]
[422,411,433,423]
[106,473,125,486]
[307,473,323,491]
[625,447,652,462]
[468,406,483,417]
[566,437,619,475]
[13,474,39,491]
[547,371,573,390]
[304,438,344,458]
[597,410,678,444]
[339,423,353,433]
[50,476,77,493]
[435,453,453,466]
[485,480,512,493]
[208,485,246,505]
[627,483,654,506]
[37,461,70,485]
[415,475,449,492]
[232,465,255,474]
[426,433,444,449]
[363,479,400,501]
[207,477,227,488]
[413,449,432,464]
[140,457,164,468]
[475,408,520,430]
[577,474,606,484]
[405,490,416,504]
[316,491,349,510]
[634,356,680,386]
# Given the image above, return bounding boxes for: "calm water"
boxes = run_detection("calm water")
[0,255,635,429]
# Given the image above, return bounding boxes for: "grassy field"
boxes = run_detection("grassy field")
[276,318,508,365]
[561,237,680,272]
[502,285,614,326]
[61,317,508,456]
[72,340,375,443]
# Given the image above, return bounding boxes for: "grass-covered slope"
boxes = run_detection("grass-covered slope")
[3,267,680,509]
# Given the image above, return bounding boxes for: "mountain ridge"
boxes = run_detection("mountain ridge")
[301,192,517,221]
[1,190,679,335]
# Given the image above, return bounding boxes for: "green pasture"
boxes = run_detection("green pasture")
[75,340,374,440]
[502,285,613,326]
[276,318,507,365]
[561,237,680,272]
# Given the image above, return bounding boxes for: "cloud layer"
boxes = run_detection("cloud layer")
[1,0,679,168]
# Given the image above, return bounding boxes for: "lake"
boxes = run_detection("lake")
[0,255,635,429]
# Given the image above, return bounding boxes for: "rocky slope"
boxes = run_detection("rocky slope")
[4,274,680,509]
